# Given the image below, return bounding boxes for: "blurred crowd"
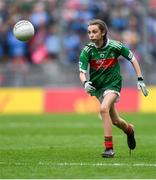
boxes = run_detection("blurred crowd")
[0,0,156,73]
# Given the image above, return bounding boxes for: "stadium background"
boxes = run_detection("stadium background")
[1,0,156,179]
[0,0,156,113]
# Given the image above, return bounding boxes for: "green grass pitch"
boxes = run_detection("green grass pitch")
[0,113,156,178]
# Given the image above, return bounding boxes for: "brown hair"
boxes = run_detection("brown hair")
[88,19,108,39]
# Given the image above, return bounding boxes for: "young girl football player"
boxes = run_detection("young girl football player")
[79,19,148,158]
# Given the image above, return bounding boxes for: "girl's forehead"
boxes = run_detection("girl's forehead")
[88,24,99,30]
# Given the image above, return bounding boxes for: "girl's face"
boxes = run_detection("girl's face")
[88,24,104,43]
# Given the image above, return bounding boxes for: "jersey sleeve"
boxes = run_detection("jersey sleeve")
[110,40,134,61]
[79,46,90,73]
[120,44,134,61]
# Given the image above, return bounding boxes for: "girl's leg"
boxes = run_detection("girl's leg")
[110,104,136,150]
[100,92,117,157]
[110,104,132,132]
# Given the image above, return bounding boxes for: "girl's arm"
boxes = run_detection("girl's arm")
[79,71,96,93]
[79,71,87,84]
[131,56,148,96]
[131,56,143,78]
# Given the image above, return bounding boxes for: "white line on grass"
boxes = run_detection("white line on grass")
[39,162,156,167]
[1,161,156,167]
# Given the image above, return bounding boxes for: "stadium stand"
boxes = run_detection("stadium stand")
[0,0,156,87]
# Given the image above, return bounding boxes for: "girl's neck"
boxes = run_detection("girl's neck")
[95,38,107,48]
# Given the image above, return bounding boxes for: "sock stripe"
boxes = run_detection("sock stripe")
[104,141,113,149]
[104,136,113,149]
[105,137,112,142]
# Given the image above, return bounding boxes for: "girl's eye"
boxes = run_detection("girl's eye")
[88,30,98,34]
[93,30,98,34]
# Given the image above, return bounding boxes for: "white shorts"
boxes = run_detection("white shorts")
[98,89,120,103]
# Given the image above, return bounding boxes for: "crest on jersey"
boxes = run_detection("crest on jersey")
[100,54,105,58]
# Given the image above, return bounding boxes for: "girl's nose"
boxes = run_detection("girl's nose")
[90,34,94,38]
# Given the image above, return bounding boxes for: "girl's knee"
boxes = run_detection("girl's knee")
[112,119,120,126]
[100,106,109,115]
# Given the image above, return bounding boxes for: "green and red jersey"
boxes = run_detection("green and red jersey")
[79,39,134,97]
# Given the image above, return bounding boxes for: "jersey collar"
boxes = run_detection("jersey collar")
[94,38,109,49]
[103,38,109,48]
